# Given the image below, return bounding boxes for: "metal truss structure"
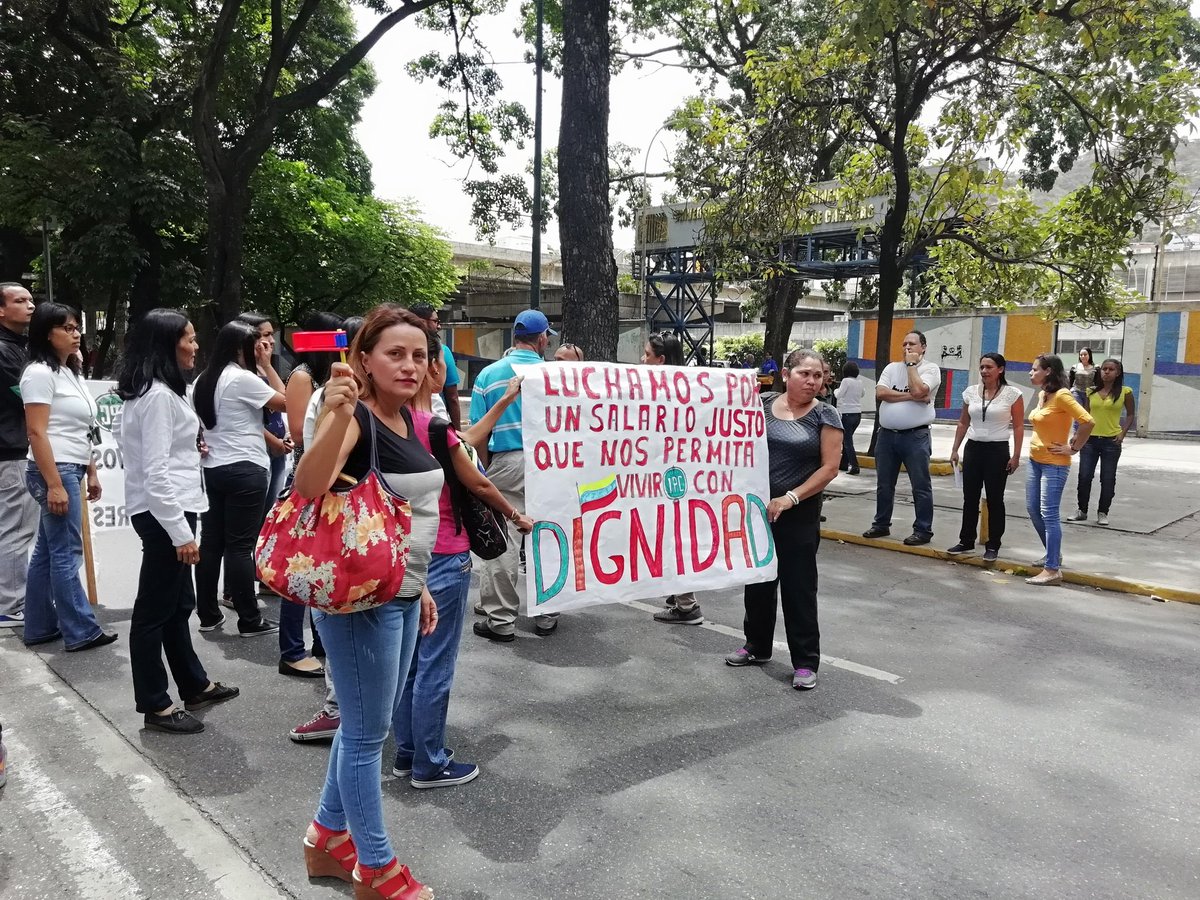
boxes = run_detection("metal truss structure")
[642,247,716,365]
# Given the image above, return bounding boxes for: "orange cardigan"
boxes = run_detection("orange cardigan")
[1029,389,1093,466]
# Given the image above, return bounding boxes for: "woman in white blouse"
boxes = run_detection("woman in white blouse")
[192,320,286,636]
[948,352,1025,561]
[114,310,240,733]
[19,303,114,652]
[834,361,863,475]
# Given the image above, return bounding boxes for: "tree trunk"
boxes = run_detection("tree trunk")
[762,276,802,387]
[92,281,122,378]
[558,0,619,362]
[128,211,163,324]
[202,178,250,329]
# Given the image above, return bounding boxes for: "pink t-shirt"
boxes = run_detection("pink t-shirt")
[413,413,471,555]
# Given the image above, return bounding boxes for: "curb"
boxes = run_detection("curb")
[821,528,1200,605]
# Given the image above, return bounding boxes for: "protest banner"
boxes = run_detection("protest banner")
[86,380,130,532]
[520,362,777,615]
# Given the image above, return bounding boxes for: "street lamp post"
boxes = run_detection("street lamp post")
[530,0,544,310]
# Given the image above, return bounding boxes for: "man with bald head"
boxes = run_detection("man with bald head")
[0,283,38,627]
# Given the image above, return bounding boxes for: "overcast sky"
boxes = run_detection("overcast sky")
[353,2,697,252]
[353,2,1200,253]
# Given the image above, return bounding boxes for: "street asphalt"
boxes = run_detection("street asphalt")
[2,524,1199,899]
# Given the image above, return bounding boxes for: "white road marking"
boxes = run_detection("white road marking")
[620,599,904,683]
[1,659,286,900]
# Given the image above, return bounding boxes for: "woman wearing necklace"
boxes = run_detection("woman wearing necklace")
[725,348,842,692]
[947,353,1025,561]
[19,303,115,651]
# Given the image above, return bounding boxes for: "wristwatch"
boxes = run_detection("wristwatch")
[905,361,918,367]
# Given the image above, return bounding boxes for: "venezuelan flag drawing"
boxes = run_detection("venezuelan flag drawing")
[577,475,618,514]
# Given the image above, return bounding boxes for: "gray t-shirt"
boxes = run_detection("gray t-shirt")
[762,393,843,500]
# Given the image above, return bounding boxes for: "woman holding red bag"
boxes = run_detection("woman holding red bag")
[292,305,439,900]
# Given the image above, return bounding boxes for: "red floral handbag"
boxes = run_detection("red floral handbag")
[255,407,411,614]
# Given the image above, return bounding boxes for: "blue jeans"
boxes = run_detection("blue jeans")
[313,597,420,868]
[872,426,934,536]
[394,551,471,779]
[1026,459,1070,570]
[1076,436,1121,515]
[23,462,105,649]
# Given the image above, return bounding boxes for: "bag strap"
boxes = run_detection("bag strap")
[427,418,465,534]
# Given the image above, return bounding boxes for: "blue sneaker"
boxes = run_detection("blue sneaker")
[0,612,24,628]
[410,760,479,789]
[392,748,454,778]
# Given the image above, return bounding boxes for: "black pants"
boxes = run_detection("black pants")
[196,461,268,627]
[130,512,209,713]
[840,412,861,470]
[742,497,821,671]
[1077,436,1121,514]
[958,440,1010,551]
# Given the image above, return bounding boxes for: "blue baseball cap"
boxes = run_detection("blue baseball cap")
[513,309,557,337]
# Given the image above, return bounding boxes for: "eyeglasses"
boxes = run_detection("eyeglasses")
[55,324,81,335]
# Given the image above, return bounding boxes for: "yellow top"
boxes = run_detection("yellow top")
[1029,389,1093,466]
[1086,386,1133,438]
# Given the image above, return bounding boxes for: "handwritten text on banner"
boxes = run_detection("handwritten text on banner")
[519,362,777,614]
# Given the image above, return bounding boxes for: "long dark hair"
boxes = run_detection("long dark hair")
[1091,358,1125,400]
[193,320,258,429]
[1035,353,1068,398]
[647,330,684,366]
[294,310,346,387]
[117,309,191,399]
[27,302,81,374]
[1078,347,1094,367]
[980,352,1008,387]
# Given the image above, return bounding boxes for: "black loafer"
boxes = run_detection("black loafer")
[144,709,204,734]
[862,527,890,539]
[903,533,933,546]
[278,660,325,678]
[183,682,241,711]
[473,621,514,643]
[65,632,118,653]
[534,618,559,636]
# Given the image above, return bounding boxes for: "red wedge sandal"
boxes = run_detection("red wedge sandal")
[303,821,358,882]
[352,859,434,900]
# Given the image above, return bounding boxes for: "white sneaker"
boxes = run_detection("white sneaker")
[1066,510,1087,522]
[1097,512,1109,526]
[0,612,24,628]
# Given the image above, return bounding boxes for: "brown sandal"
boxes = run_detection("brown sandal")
[303,821,357,882]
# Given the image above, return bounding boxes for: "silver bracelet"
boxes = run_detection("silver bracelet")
[785,490,799,507]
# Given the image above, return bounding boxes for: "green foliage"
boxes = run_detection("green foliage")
[244,156,458,324]
[713,333,765,369]
[812,337,847,378]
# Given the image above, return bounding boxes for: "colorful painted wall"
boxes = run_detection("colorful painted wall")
[846,305,1200,434]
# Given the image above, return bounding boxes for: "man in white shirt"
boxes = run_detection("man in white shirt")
[863,330,941,545]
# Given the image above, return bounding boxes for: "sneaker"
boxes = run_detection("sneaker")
[0,612,24,628]
[238,618,279,638]
[792,668,818,690]
[393,748,454,778]
[1066,509,1087,522]
[198,614,225,632]
[724,647,770,667]
[182,682,240,711]
[902,533,933,546]
[290,711,340,743]
[144,709,204,734]
[982,548,999,562]
[1097,512,1109,526]
[410,760,479,789]
[946,543,974,554]
[862,526,890,539]
[220,594,236,610]
[653,605,703,625]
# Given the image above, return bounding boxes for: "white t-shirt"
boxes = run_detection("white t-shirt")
[962,383,1022,443]
[197,364,276,470]
[877,360,941,430]
[20,362,96,465]
[835,377,864,413]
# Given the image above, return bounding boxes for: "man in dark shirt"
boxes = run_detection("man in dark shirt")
[0,283,38,627]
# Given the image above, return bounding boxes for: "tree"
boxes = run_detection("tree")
[696,0,1200,395]
[557,0,620,358]
[189,0,449,328]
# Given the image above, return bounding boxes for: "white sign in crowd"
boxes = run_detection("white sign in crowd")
[520,362,778,615]
[86,380,130,532]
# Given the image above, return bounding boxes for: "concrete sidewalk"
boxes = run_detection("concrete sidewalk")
[824,422,1200,603]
